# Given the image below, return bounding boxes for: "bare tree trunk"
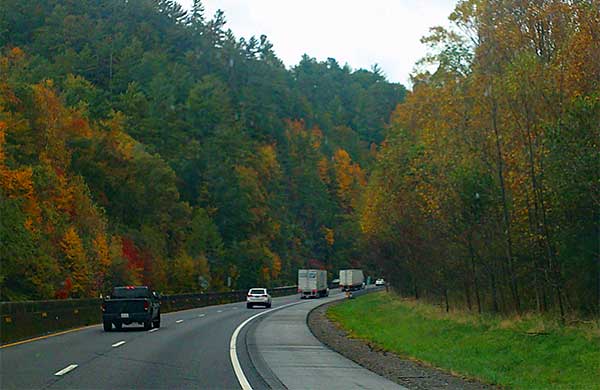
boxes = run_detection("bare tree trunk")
[444,287,450,313]
[490,265,499,313]
[491,95,521,313]
[534,271,542,313]
[597,252,600,325]
[464,278,472,311]
[468,238,482,314]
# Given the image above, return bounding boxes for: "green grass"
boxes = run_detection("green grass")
[327,292,600,389]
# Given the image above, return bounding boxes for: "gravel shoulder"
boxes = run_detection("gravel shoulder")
[307,300,496,390]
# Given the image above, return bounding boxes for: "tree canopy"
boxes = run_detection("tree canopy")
[0,0,405,299]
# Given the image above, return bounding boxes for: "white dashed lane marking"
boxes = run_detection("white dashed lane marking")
[54,364,78,376]
[176,320,184,323]
[111,341,126,348]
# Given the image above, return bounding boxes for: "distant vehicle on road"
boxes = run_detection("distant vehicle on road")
[339,269,365,291]
[247,288,272,308]
[330,278,340,289]
[102,286,160,331]
[298,269,329,298]
[375,278,385,286]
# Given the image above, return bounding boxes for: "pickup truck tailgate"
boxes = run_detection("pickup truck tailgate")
[105,299,146,314]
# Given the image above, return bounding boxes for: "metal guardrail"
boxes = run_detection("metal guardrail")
[0,286,298,345]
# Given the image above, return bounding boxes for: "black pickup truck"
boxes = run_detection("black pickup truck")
[102,286,161,331]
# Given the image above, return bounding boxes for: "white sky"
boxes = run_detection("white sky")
[176,1,457,85]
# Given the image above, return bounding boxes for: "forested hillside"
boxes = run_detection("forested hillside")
[0,0,405,300]
[1,0,597,321]
[361,1,599,318]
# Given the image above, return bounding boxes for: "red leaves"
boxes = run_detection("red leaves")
[122,237,143,272]
[55,277,73,299]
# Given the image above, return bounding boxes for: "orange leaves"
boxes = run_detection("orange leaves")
[311,126,323,149]
[318,157,330,184]
[0,128,41,230]
[333,149,354,201]
[8,47,25,61]
[333,148,366,210]
[270,252,282,279]
[93,233,111,271]
[261,266,271,282]
[322,226,335,246]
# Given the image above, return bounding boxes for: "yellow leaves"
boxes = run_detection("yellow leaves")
[271,252,282,279]
[333,148,353,199]
[60,226,91,297]
[333,148,366,210]
[322,226,335,246]
[261,266,270,282]
[284,119,306,140]
[0,128,41,230]
[261,247,282,281]
[255,144,280,180]
[61,227,86,267]
[318,157,330,184]
[93,233,111,271]
[170,252,197,293]
[311,126,323,149]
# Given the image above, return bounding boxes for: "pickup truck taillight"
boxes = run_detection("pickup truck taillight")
[101,303,106,312]
[144,300,149,311]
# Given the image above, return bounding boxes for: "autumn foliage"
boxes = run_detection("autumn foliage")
[0,0,398,300]
[361,0,599,318]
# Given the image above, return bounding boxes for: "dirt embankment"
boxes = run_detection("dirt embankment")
[307,300,495,390]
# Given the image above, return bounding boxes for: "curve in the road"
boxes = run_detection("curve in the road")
[229,300,307,390]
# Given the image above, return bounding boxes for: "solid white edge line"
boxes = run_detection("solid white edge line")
[111,341,126,348]
[54,364,78,376]
[176,319,184,323]
[229,300,307,390]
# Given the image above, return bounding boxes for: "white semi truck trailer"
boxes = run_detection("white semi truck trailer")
[339,269,365,291]
[298,269,329,298]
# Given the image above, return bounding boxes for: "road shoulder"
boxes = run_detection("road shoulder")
[308,300,494,390]
[247,294,403,389]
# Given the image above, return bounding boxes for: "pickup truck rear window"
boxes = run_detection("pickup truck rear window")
[112,287,150,299]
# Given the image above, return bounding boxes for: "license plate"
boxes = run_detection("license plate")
[120,313,129,318]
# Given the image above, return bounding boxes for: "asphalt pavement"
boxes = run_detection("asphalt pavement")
[245,293,403,389]
[0,287,399,389]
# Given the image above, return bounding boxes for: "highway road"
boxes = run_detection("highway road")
[0,288,400,389]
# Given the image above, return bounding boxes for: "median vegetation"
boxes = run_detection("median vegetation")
[328,292,600,389]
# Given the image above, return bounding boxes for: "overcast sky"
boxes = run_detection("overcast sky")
[176,1,457,85]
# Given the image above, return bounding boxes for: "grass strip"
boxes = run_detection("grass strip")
[327,292,599,389]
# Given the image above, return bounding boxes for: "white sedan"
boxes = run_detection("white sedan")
[375,278,385,286]
[246,288,272,308]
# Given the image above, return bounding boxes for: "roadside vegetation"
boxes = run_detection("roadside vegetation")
[328,292,600,389]
[360,0,599,321]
